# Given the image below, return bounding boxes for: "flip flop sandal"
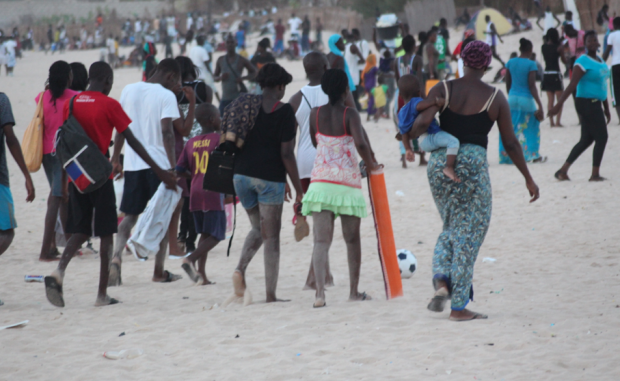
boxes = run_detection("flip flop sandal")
[44,276,65,307]
[360,292,371,301]
[160,270,182,283]
[449,312,488,321]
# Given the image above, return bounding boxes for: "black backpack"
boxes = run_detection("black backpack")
[54,96,112,194]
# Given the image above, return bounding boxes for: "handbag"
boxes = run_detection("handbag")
[225,57,248,94]
[203,145,237,256]
[22,91,45,172]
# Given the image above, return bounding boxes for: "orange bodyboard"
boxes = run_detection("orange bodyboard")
[426,79,440,96]
[368,169,403,299]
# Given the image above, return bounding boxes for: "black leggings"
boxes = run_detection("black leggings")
[567,98,608,167]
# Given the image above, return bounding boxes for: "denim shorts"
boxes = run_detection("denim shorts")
[233,174,285,209]
[42,153,63,197]
[420,130,461,156]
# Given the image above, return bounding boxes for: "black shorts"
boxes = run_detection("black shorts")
[119,169,162,215]
[66,179,117,237]
[541,73,564,92]
[611,64,620,105]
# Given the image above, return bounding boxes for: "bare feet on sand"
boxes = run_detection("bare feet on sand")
[39,247,61,262]
[152,270,182,283]
[313,298,326,308]
[108,259,122,287]
[589,176,607,182]
[233,270,246,297]
[443,167,461,182]
[195,274,215,286]
[554,170,570,181]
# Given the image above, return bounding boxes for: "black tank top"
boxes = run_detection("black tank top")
[438,81,498,150]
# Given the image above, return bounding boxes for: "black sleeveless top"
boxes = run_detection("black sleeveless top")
[438,81,498,150]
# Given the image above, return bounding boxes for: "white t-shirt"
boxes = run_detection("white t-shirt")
[135,21,142,33]
[358,39,370,60]
[288,17,302,34]
[106,38,115,54]
[607,31,620,66]
[544,12,555,34]
[189,45,210,81]
[295,85,329,179]
[3,40,16,56]
[485,21,495,46]
[120,82,181,171]
[344,43,361,86]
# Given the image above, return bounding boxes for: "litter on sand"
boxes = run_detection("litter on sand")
[0,320,29,330]
[482,257,496,263]
[395,191,405,197]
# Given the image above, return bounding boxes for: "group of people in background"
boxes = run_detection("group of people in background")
[0,4,617,319]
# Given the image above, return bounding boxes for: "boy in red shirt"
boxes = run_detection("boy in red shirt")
[44,62,176,308]
[176,103,224,285]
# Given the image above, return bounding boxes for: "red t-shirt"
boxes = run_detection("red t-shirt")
[63,91,131,155]
[275,24,285,40]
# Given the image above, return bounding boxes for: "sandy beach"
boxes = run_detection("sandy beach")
[0,24,619,380]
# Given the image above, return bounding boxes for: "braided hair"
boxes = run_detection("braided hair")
[584,30,598,46]
[519,38,533,53]
[321,68,348,105]
[48,60,72,106]
[175,55,198,81]
[255,62,292,89]
[69,62,88,91]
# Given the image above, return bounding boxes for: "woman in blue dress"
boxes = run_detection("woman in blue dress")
[501,38,545,164]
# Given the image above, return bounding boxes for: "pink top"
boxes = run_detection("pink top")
[567,30,586,58]
[310,107,362,189]
[35,89,80,154]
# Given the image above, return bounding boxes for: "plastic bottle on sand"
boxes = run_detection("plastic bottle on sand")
[103,349,144,360]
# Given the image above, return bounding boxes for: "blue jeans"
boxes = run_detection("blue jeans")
[233,174,285,209]
[420,130,460,156]
[274,39,284,54]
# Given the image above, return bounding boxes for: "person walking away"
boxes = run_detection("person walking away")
[106,34,116,68]
[315,18,323,49]
[176,104,225,285]
[190,35,217,98]
[2,37,17,77]
[484,15,505,67]
[235,24,245,53]
[501,38,545,164]
[223,63,303,304]
[303,69,380,308]
[289,52,357,286]
[361,53,378,121]
[410,40,540,320]
[301,16,311,55]
[44,62,176,307]
[603,17,620,122]
[37,61,79,261]
[0,93,35,305]
[437,20,452,79]
[549,31,610,182]
[537,6,561,34]
[164,56,200,258]
[108,59,186,286]
[424,29,441,81]
[69,62,88,91]
[541,28,565,127]
[274,19,285,55]
[142,42,158,81]
[175,57,213,255]
[214,34,257,115]
[288,13,302,40]
[344,33,366,110]
[394,35,426,167]
[250,38,276,94]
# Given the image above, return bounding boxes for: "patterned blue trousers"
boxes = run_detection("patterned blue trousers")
[427,145,492,310]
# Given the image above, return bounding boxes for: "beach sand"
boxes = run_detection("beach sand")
[0,25,619,380]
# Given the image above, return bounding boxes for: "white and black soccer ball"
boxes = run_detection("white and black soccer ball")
[397,249,417,279]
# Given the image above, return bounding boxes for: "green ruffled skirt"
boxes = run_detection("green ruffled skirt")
[302,182,367,218]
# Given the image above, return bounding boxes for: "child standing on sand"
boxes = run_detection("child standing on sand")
[176,103,225,285]
[398,74,461,182]
[371,76,389,122]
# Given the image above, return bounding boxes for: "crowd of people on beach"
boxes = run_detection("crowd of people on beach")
[1,4,618,320]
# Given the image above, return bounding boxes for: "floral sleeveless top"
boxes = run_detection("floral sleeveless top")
[310,107,362,189]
